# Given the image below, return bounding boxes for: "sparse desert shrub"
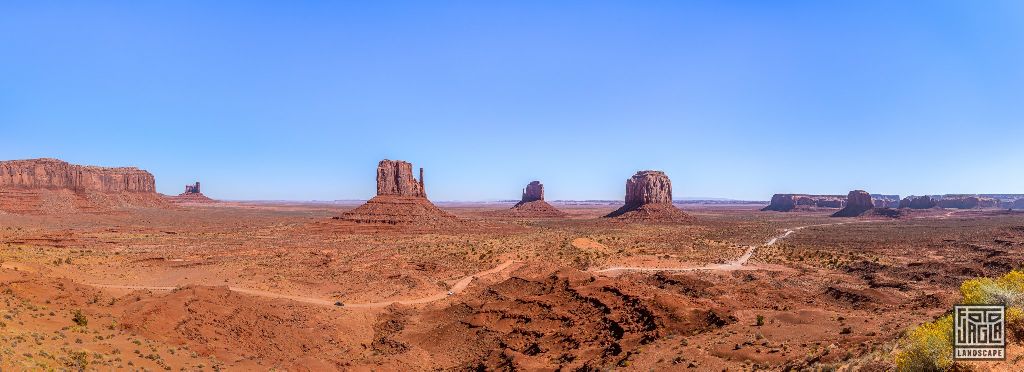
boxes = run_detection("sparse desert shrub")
[895,270,1024,370]
[71,309,87,327]
[894,315,953,371]
[755,314,765,326]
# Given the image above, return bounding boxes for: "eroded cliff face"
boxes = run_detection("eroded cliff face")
[899,196,937,209]
[376,160,426,198]
[624,171,672,205]
[762,194,845,212]
[605,170,691,222]
[0,158,156,193]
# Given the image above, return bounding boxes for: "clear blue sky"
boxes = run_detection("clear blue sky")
[3,1,1023,201]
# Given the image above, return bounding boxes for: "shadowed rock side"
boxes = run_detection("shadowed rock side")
[339,159,457,226]
[832,190,874,217]
[494,181,567,218]
[762,194,846,212]
[0,158,166,214]
[899,195,937,209]
[604,170,692,222]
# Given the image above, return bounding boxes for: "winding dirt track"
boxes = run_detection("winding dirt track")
[84,210,963,308]
[88,260,516,309]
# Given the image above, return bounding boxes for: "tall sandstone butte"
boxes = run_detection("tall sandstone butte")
[376,160,426,198]
[604,170,692,222]
[499,181,566,218]
[832,190,874,217]
[0,158,165,214]
[0,158,156,193]
[339,159,456,226]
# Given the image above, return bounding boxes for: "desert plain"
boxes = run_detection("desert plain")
[3,198,1024,370]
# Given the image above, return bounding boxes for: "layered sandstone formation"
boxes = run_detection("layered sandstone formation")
[0,158,156,192]
[496,181,567,218]
[832,190,874,217]
[762,194,846,212]
[0,158,166,214]
[899,195,937,209]
[604,171,692,222]
[871,195,900,208]
[339,160,456,226]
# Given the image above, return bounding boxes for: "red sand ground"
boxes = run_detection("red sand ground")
[1,202,1023,370]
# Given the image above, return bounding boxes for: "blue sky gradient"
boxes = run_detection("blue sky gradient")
[3,1,1023,200]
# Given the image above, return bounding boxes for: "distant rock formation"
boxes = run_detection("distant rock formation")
[762,194,846,212]
[604,171,692,222]
[832,190,874,217]
[899,195,937,209]
[170,181,214,203]
[495,181,567,218]
[0,158,166,214]
[339,159,456,226]
[936,196,984,209]
[871,194,900,208]
[1013,198,1024,210]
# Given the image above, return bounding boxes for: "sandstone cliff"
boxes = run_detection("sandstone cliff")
[521,181,544,203]
[376,160,426,198]
[899,195,937,209]
[762,194,846,212]
[0,158,165,214]
[0,158,156,193]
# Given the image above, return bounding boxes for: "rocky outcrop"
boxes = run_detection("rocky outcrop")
[0,158,156,193]
[936,196,985,209]
[170,181,215,203]
[0,158,166,214]
[495,181,567,218]
[871,195,900,208]
[1013,199,1024,210]
[762,194,846,211]
[832,190,874,217]
[339,159,456,226]
[899,196,937,209]
[521,181,544,203]
[377,160,426,198]
[604,171,692,222]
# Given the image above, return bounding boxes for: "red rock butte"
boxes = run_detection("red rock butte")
[604,170,692,222]
[497,181,567,218]
[0,158,166,214]
[170,181,215,203]
[831,190,875,217]
[339,159,457,225]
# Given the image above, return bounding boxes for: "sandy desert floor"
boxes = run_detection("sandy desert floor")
[2,203,1024,370]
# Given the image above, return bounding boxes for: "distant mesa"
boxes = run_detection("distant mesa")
[899,195,937,209]
[831,190,874,217]
[1013,198,1024,210]
[0,158,167,214]
[338,159,457,226]
[170,181,215,203]
[935,195,997,209]
[762,194,846,212]
[493,181,567,218]
[871,195,900,208]
[604,170,692,222]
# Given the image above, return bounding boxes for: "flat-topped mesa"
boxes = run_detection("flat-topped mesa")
[376,160,426,198]
[832,190,874,217]
[899,195,937,209]
[0,158,156,193]
[521,181,544,203]
[936,195,998,209]
[604,170,692,222]
[762,194,846,212]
